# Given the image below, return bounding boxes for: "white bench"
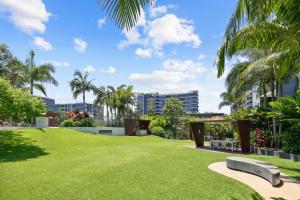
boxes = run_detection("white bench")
[226,156,281,186]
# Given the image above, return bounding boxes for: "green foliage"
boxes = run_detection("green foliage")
[97,0,154,30]
[282,123,300,154]
[149,116,170,135]
[269,89,300,123]
[163,97,185,117]
[0,78,44,123]
[147,97,155,116]
[205,122,234,139]
[60,118,95,127]
[70,70,97,110]
[0,44,26,88]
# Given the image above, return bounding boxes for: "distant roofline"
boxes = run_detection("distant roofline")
[137,90,198,96]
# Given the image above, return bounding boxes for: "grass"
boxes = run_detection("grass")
[0,128,299,200]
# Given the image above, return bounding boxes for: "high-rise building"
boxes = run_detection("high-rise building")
[55,103,95,116]
[137,91,199,115]
[40,97,56,112]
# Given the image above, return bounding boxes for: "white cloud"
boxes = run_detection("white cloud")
[135,48,152,58]
[149,14,201,49]
[0,0,51,34]
[118,28,147,49]
[198,54,206,60]
[129,57,207,93]
[150,5,168,17]
[129,70,196,85]
[198,93,230,113]
[129,70,202,93]
[73,37,87,53]
[118,12,201,57]
[103,66,116,74]
[163,59,207,74]
[33,36,52,51]
[83,65,95,73]
[97,17,106,29]
[41,60,69,67]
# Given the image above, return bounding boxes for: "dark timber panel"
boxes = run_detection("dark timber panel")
[190,122,204,147]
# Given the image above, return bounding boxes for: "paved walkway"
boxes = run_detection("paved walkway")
[209,162,300,200]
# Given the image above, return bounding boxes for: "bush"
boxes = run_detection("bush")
[60,118,95,127]
[282,123,300,154]
[148,116,171,138]
[150,126,165,137]
[60,119,75,127]
[79,118,95,127]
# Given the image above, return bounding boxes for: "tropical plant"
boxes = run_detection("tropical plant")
[282,123,300,154]
[216,0,300,77]
[269,89,300,123]
[97,0,154,30]
[70,70,97,112]
[25,50,58,96]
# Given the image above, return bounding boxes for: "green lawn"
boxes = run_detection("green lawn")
[0,128,299,200]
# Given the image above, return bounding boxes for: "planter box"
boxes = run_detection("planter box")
[264,149,275,156]
[259,148,267,155]
[274,151,290,159]
[256,147,264,155]
[290,154,300,162]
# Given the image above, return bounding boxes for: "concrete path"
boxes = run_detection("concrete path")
[209,162,300,200]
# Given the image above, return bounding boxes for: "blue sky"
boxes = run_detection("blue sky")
[0,0,237,113]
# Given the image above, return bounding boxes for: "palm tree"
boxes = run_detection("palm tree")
[25,50,58,96]
[97,0,154,30]
[70,70,97,112]
[216,0,300,77]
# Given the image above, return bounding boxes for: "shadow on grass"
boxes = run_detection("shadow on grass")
[36,128,46,132]
[0,130,48,163]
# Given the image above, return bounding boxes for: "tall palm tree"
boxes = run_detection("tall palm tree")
[93,85,106,122]
[25,50,58,96]
[70,70,97,112]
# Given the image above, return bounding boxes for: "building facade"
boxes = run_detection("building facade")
[40,97,56,112]
[245,75,300,109]
[55,103,94,116]
[137,91,199,115]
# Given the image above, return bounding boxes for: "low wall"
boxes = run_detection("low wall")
[67,127,125,136]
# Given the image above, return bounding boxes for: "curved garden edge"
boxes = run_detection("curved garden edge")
[208,162,300,200]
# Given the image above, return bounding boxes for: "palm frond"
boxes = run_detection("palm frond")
[97,0,154,30]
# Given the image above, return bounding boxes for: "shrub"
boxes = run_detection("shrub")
[282,123,300,154]
[150,126,165,137]
[148,116,170,138]
[60,119,75,127]
[60,118,95,127]
[79,118,95,127]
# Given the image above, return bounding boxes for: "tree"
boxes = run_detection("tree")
[70,70,97,112]
[147,97,155,116]
[163,97,185,137]
[0,78,44,124]
[0,44,26,88]
[25,50,58,96]
[216,0,300,77]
